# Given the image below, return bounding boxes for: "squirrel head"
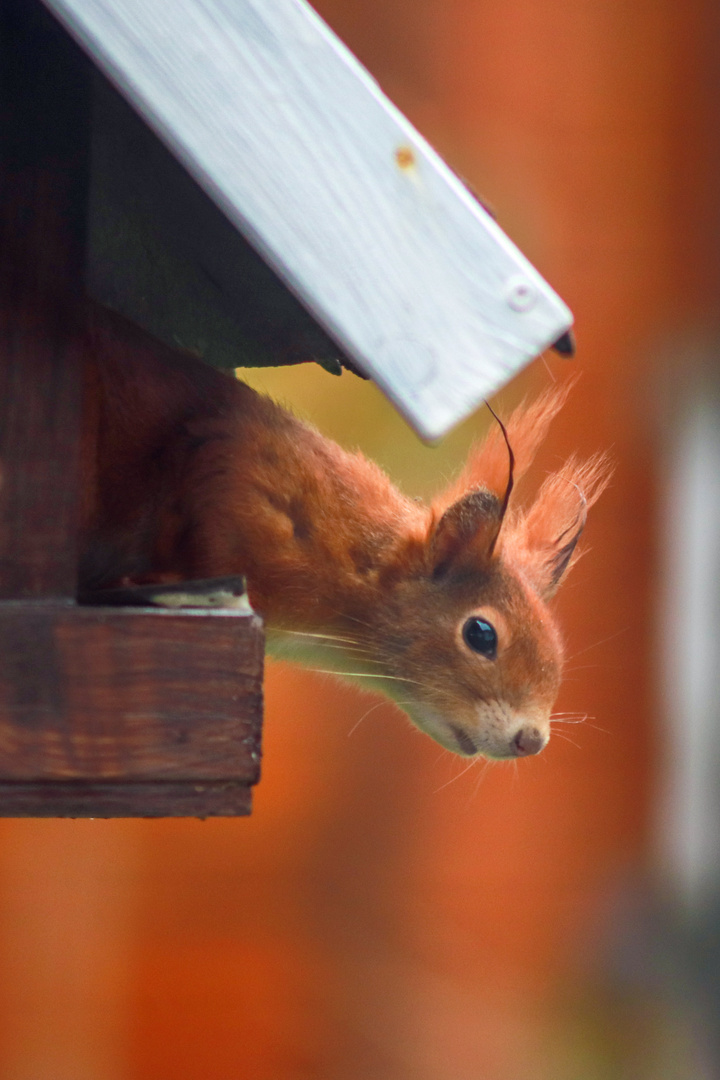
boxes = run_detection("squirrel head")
[359,382,611,759]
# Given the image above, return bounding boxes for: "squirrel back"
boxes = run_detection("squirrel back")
[81,304,609,760]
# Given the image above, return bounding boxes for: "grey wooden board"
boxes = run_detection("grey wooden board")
[45,0,573,440]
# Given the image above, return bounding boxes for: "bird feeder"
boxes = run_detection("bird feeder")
[0,0,572,816]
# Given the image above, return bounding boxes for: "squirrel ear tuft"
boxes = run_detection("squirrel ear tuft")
[538,507,587,599]
[512,454,611,599]
[430,489,503,577]
[433,379,577,515]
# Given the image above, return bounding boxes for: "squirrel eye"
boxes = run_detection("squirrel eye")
[462,617,498,659]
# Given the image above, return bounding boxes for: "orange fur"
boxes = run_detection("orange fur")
[433,378,577,513]
[505,453,612,598]
[81,303,610,761]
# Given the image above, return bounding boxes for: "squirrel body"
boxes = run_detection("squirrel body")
[80,304,607,760]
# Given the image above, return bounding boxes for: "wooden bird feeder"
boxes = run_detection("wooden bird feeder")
[0,0,573,817]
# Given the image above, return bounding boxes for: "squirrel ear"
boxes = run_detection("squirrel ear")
[514,453,611,599]
[430,490,503,577]
[534,508,586,599]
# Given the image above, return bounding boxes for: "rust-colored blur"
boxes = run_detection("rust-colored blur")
[2,1,719,1077]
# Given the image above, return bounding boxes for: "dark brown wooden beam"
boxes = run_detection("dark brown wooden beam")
[0,780,254,817]
[0,2,265,816]
[0,603,264,783]
[0,0,90,598]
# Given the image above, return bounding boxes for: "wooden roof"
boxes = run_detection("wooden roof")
[45,0,573,439]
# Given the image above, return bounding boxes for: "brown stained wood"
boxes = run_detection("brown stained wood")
[0,2,267,816]
[0,3,266,817]
[0,603,264,783]
[0,780,253,817]
[0,303,86,598]
[0,0,90,598]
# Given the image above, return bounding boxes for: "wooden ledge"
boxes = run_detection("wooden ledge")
[0,601,264,816]
[0,780,254,818]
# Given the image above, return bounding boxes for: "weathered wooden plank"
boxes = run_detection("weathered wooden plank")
[0,0,90,598]
[45,0,573,439]
[0,603,264,782]
[0,780,253,817]
[0,302,86,598]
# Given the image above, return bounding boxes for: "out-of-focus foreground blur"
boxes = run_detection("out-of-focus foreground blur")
[2,1,720,1077]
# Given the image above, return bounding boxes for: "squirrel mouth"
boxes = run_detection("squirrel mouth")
[449,724,479,756]
[404,702,550,760]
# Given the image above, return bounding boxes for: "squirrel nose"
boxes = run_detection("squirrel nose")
[511,726,546,757]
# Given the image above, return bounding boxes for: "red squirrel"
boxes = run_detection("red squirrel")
[80,303,608,761]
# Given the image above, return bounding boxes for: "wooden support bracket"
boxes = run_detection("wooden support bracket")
[0,0,264,817]
[0,603,263,816]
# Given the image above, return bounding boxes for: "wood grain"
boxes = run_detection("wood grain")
[0,604,264,783]
[0,0,90,598]
[46,0,573,439]
[0,2,266,817]
[0,780,253,816]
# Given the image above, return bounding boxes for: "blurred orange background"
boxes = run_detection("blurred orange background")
[2,0,719,1076]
